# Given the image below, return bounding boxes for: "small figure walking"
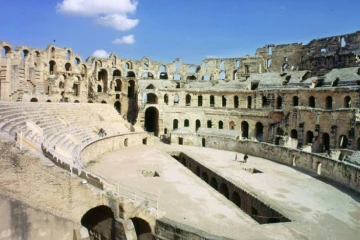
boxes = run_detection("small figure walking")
[243,154,248,163]
[235,154,238,161]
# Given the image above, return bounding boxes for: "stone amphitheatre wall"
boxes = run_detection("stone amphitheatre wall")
[79,132,150,165]
[172,136,360,193]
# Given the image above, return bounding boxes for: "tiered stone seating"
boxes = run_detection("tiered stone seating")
[0,101,132,164]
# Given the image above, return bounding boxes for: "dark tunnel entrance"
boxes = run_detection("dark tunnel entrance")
[81,205,115,239]
[145,107,159,137]
[130,217,152,239]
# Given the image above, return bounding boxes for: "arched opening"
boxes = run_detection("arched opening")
[81,64,87,77]
[202,138,206,147]
[30,98,38,102]
[186,94,191,106]
[322,133,330,152]
[255,122,263,141]
[276,128,284,136]
[219,183,229,199]
[210,177,218,190]
[146,84,155,90]
[275,137,281,145]
[74,57,80,66]
[114,101,121,113]
[141,72,154,79]
[220,60,225,70]
[2,46,11,58]
[202,172,208,182]
[290,129,298,139]
[195,167,200,177]
[277,96,283,109]
[115,79,122,91]
[247,96,252,109]
[175,82,180,88]
[325,96,332,110]
[126,71,135,78]
[49,60,56,74]
[234,96,239,108]
[229,121,236,130]
[81,205,115,239]
[309,96,315,108]
[198,95,203,106]
[146,93,158,104]
[339,135,348,149]
[222,96,227,107]
[262,96,268,107]
[113,69,121,77]
[305,131,314,145]
[160,72,168,79]
[65,63,72,71]
[97,85,102,93]
[164,94,169,105]
[101,100,107,104]
[233,70,238,80]
[74,100,79,103]
[46,100,51,102]
[267,59,272,68]
[130,217,152,238]
[232,191,241,207]
[173,119,179,130]
[128,80,135,98]
[196,120,201,131]
[174,95,179,104]
[21,49,29,60]
[207,120,212,128]
[145,107,159,136]
[344,96,351,108]
[187,75,197,81]
[143,58,149,69]
[219,71,225,80]
[203,75,210,81]
[317,162,322,175]
[293,96,299,106]
[125,62,132,70]
[88,100,93,103]
[218,121,223,129]
[357,138,360,150]
[184,119,189,127]
[210,95,215,107]
[98,69,108,92]
[241,121,249,138]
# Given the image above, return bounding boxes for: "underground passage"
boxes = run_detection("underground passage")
[170,153,291,225]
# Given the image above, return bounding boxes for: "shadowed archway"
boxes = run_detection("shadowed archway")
[145,107,159,137]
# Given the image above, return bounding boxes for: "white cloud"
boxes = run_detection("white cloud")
[57,0,138,16]
[96,14,139,31]
[92,49,110,58]
[57,0,139,31]
[112,34,135,44]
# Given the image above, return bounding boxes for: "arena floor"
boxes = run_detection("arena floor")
[85,142,360,240]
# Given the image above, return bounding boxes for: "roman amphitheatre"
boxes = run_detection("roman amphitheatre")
[0,30,360,240]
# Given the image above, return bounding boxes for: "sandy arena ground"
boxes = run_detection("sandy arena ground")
[84,142,360,240]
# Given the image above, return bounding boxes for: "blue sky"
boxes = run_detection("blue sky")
[1,0,359,63]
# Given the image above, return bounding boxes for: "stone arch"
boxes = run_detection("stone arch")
[146,93,158,104]
[173,119,179,130]
[113,69,121,77]
[74,57,80,66]
[21,49,29,60]
[145,107,159,136]
[325,96,333,109]
[219,71,225,80]
[232,191,241,207]
[344,96,351,108]
[207,120,212,128]
[101,100,107,104]
[210,177,218,190]
[293,96,299,106]
[222,95,227,107]
[234,96,239,108]
[210,95,215,107]
[241,121,249,138]
[126,71,136,78]
[173,94,179,104]
[229,121,236,130]
[198,95,203,106]
[65,62,72,71]
[46,99,51,102]
[130,217,152,238]
[125,62,132,70]
[49,60,57,74]
[202,172,209,183]
[1,46,11,57]
[339,135,348,148]
[196,120,201,131]
[218,121,224,129]
[219,183,229,199]
[309,96,315,108]
[186,94,191,106]
[98,69,108,92]
[30,98,38,102]
[255,122,263,141]
[290,129,298,139]
[322,133,330,152]
[114,101,121,113]
[184,119,190,127]
[247,96,252,108]
[305,131,314,145]
[81,205,115,239]
[97,85,102,93]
